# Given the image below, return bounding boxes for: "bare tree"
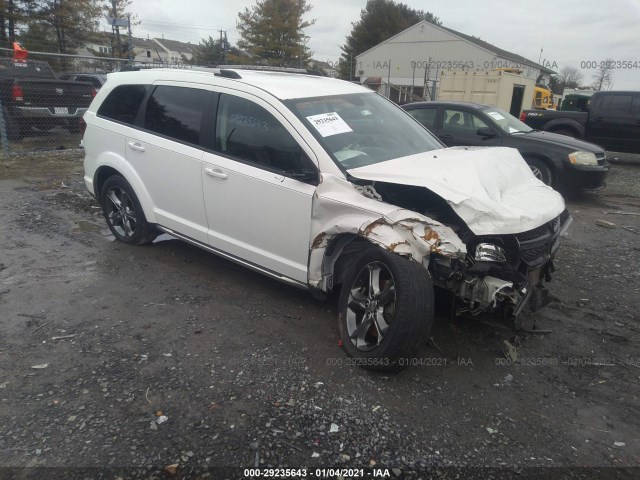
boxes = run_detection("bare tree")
[558,66,583,89]
[592,58,614,91]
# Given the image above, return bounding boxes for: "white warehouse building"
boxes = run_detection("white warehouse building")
[356,20,555,103]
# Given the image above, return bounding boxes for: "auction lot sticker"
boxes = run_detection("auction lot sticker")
[306,112,353,137]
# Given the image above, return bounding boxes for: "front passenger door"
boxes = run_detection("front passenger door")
[437,108,501,147]
[201,92,317,283]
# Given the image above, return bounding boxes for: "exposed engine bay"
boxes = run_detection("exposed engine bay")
[352,179,572,320]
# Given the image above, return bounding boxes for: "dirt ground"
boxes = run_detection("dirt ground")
[0,150,639,479]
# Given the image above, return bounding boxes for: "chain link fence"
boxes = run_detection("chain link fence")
[0,50,190,156]
[0,50,122,155]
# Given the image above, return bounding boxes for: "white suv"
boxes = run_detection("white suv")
[83,68,570,371]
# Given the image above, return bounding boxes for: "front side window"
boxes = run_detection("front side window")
[97,84,150,125]
[215,94,307,173]
[285,93,442,169]
[144,85,209,145]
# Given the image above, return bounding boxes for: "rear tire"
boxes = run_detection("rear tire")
[100,175,157,245]
[337,246,434,372]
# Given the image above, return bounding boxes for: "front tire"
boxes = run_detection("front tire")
[526,158,554,187]
[100,175,156,245]
[338,247,434,371]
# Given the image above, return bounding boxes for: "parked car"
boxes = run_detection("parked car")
[59,73,107,91]
[83,68,571,370]
[0,58,96,140]
[520,91,640,153]
[403,101,609,190]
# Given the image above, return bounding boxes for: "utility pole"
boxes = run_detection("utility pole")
[127,14,133,61]
[111,0,122,57]
[218,29,226,65]
[386,59,391,98]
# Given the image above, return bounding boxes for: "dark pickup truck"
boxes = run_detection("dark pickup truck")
[520,91,640,153]
[0,58,96,140]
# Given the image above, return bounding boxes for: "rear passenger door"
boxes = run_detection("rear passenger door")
[201,91,318,283]
[127,83,213,244]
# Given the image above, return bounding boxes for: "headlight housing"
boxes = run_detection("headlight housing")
[474,243,507,262]
[568,151,597,166]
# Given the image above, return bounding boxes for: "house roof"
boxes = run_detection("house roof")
[130,37,158,50]
[439,25,555,74]
[155,38,196,54]
[357,21,555,75]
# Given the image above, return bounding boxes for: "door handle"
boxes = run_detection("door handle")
[205,167,228,179]
[128,142,145,152]
[594,116,604,122]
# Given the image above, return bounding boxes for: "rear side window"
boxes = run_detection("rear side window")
[98,84,149,125]
[144,86,209,145]
[407,108,437,130]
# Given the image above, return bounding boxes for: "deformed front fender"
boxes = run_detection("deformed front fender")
[308,174,466,291]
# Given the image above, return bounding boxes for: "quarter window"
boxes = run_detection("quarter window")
[215,94,306,173]
[97,84,149,125]
[144,85,209,145]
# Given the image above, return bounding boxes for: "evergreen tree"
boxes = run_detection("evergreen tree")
[35,0,102,54]
[339,0,440,79]
[237,0,315,66]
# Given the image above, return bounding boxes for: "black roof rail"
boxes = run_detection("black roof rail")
[212,65,326,77]
[215,69,242,79]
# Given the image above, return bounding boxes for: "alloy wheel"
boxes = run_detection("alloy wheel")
[345,261,397,351]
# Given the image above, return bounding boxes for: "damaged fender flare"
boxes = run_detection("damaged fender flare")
[309,209,467,292]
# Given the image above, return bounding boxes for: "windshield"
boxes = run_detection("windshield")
[285,93,443,169]
[483,107,532,134]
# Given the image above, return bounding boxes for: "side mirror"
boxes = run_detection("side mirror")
[477,127,497,138]
[290,169,318,184]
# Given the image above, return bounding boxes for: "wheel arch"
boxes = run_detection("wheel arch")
[308,211,467,293]
[93,157,157,224]
[520,152,555,171]
[544,119,584,138]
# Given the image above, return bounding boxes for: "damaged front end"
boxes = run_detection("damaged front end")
[335,147,572,324]
[431,210,572,319]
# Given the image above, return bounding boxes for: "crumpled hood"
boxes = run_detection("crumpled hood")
[348,146,566,235]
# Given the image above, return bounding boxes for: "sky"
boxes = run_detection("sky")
[128,0,640,89]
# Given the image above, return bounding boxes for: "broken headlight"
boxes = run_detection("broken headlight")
[474,243,507,262]
[568,151,597,166]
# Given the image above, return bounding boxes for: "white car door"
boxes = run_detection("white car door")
[126,83,213,244]
[201,91,318,283]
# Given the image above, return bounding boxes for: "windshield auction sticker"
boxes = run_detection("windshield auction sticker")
[487,111,506,121]
[306,112,353,137]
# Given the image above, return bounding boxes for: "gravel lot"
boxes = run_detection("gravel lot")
[0,151,639,479]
